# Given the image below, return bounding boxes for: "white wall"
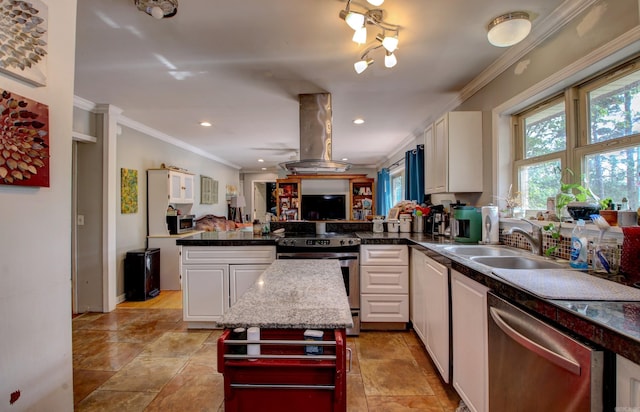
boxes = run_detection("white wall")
[0,0,77,409]
[116,124,239,297]
[455,0,640,207]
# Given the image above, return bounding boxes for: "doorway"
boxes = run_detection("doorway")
[252,181,277,221]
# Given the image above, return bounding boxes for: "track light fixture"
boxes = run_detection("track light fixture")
[339,0,401,73]
[134,0,178,19]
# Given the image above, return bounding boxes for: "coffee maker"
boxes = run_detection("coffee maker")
[452,206,482,243]
[425,205,446,235]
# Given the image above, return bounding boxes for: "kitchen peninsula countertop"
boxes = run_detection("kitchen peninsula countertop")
[176,230,281,246]
[220,260,353,330]
[176,228,640,363]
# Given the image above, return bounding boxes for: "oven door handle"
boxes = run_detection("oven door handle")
[277,253,358,260]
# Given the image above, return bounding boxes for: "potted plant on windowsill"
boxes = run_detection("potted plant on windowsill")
[556,168,599,221]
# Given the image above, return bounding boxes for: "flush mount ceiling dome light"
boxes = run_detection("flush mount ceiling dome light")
[487,11,531,47]
[134,0,178,19]
[339,0,401,74]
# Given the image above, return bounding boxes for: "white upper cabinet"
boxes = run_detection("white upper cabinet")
[168,170,195,204]
[425,111,483,194]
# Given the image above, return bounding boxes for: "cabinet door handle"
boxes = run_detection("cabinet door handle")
[346,347,352,372]
[489,307,581,375]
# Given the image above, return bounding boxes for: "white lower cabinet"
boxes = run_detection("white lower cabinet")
[451,269,489,412]
[181,246,275,328]
[410,249,426,342]
[183,264,228,324]
[617,354,640,407]
[410,249,450,383]
[360,245,409,324]
[229,264,270,305]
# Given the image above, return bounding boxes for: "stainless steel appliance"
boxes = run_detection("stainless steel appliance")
[488,292,603,411]
[166,214,195,234]
[276,233,361,335]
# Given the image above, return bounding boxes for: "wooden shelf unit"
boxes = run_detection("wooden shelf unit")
[349,178,375,221]
[276,174,376,221]
[275,178,301,221]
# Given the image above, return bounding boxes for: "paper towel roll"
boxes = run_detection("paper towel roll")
[247,326,260,359]
[481,206,500,244]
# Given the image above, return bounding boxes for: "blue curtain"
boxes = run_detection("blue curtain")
[405,144,424,203]
[376,168,391,216]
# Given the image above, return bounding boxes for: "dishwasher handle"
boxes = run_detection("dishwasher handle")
[489,307,581,376]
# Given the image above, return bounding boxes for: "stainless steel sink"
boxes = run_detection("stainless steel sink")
[443,245,523,257]
[469,255,568,270]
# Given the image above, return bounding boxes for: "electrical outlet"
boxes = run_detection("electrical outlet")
[77,215,85,226]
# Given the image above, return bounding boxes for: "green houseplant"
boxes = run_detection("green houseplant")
[555,168,599,220]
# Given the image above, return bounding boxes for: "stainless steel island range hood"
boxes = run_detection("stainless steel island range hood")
[279,93,352,174]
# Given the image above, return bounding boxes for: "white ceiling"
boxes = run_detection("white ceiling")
[74,0,568,172]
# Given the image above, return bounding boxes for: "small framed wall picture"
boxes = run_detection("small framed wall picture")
[200,175,218,204]
[387,207,400,220]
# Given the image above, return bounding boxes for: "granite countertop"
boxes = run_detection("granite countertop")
[176,230,281,246]
[220,260,353,330]
[175,228,640,362]
[414,241,640,363]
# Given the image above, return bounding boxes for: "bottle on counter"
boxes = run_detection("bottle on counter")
[570,219,588,270]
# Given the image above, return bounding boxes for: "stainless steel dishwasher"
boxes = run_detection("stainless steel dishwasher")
[487,292,603,411]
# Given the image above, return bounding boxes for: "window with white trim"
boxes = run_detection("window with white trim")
[514,56,640,212]
[391,168,404,206]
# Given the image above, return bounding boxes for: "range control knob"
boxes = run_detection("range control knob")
[348,239,354,245]
[340,239,345,246]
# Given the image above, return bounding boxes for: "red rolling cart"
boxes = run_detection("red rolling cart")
[217,328,348,412]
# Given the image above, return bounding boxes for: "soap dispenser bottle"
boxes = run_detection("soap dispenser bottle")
[570,219,588,270]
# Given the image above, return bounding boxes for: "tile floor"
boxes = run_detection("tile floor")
[73,291,461,411]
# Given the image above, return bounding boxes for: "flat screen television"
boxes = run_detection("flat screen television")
[301,195,346,220]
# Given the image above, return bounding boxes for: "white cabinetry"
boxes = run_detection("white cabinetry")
[183,264,228,324]
[230,264,270,305]
[617,354,640,407]
[425,111,482,194]
[410,249,426,341]
[168,170,194,203]
[410,248,450,383]
[147,169,195,236]
[360,245,409,324]
[181,246,275,328]
[451,269,489,412]
[147,234,196,290]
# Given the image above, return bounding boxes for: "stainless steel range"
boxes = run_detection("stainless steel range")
[276,233,361,335]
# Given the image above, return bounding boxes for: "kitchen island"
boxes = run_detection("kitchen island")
[216,259,352,412]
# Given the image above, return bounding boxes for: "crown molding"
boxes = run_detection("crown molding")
[117,115,242,170]
[459,0,599,105]
[73,95,241,170]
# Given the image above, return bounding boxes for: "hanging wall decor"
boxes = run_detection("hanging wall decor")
[120,168,138,214]
[0,0,48,86]
[0,88,49,187]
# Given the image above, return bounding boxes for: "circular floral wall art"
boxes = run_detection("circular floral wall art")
[0,88,49,187]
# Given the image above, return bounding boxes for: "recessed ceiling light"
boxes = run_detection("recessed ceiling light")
[261,167,267,171]
[258,159,264,162]
[200,121,212,127]
[353,118,365,125]
[342,158,349,161]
